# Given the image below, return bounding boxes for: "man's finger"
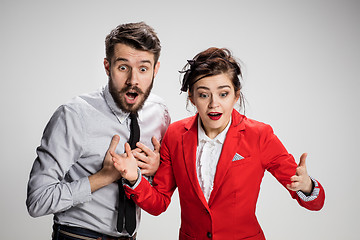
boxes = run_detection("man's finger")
[298,153,307,167]
[152,136,161,152]
[134,152,148,163]
[132,148,143,154]
[140,169,150,176]
[108,135,120,152]
[135,142,153,156]
[137,160,147,169]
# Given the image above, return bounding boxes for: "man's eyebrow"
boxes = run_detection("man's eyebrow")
[139,60,152,65]
[114,58,152,65]
[114,57,128,63]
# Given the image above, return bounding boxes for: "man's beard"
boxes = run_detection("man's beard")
[108,76,154,113]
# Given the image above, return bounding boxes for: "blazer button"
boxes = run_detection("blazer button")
[130,194,135,198]
[207,232,212,238]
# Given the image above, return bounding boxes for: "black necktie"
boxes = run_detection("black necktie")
[117,113,139,235]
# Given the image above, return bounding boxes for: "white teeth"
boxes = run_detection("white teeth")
[126,92,138,100]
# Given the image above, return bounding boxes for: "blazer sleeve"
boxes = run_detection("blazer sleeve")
[124,128,177,216]
[259,123,325,211]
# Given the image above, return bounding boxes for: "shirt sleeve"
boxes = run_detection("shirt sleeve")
[159,104,171,142]
[26,105,92,218]
[296,176,321,202]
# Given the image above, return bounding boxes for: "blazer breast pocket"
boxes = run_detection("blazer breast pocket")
[231,154,253,167]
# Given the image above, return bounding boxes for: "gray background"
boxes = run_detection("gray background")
[1,0,359,239]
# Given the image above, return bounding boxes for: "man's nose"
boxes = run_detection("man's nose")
[126,69,139,85]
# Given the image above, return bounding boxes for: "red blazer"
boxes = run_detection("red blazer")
[125,109,325,240]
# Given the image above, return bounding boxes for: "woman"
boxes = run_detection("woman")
[111,47,325,239]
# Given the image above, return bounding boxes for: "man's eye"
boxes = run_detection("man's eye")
[119,65,127,71]
[139,67,147,72]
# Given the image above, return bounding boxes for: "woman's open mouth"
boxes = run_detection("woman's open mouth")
[208,112,222,120]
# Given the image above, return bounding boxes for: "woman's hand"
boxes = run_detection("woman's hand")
[287,153,313,195]
[110,142,139,184]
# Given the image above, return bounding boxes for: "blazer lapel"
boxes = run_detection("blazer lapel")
[182,114,209,207]
[208,110,246,206]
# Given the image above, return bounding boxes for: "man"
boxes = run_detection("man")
[26,22,170,240]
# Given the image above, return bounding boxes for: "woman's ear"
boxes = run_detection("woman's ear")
[188,90,195,105]
[235,90,241,102]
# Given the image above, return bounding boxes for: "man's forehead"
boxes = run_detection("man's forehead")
[112,43,155,65]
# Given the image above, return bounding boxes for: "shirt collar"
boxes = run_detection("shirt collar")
[103,84,143,124]
[197,116,231,145]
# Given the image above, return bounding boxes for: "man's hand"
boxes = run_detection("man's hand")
[89,135,121,192]
[111,142,139,184]
[286,153,313,195]
[132,136,161,176]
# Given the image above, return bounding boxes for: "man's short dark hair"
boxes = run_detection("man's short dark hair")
[105,22,161,64]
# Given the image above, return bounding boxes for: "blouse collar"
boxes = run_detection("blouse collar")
[197,116,232,145]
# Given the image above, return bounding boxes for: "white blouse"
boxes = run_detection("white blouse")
[196,118,231,202]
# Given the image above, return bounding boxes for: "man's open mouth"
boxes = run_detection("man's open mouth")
[125,91,139,104]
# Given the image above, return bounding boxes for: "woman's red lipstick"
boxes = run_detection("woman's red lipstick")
[208,112,222,120]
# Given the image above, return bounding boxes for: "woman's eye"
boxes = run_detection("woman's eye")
[199,93,209,98]
[220,92,229,97]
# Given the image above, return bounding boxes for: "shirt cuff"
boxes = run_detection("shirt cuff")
[72,177,92,205]
[296,176,320,202]
[146,175,154,185]
[122,168,142,189]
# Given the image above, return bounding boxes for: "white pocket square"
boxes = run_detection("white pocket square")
[232,153,244,161]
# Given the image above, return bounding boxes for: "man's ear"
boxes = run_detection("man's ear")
[104,58,110,76]
[153,61,160,77]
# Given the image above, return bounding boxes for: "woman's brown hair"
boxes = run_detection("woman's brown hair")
[180,47,244,110]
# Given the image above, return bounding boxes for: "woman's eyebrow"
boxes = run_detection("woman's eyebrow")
[196,85,231,90]
[196,86,210,90]
[218,85,231,89]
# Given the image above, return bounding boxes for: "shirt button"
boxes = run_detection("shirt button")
[207,232,212,238]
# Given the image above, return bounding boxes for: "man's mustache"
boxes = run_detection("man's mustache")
[119,85,144,95]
